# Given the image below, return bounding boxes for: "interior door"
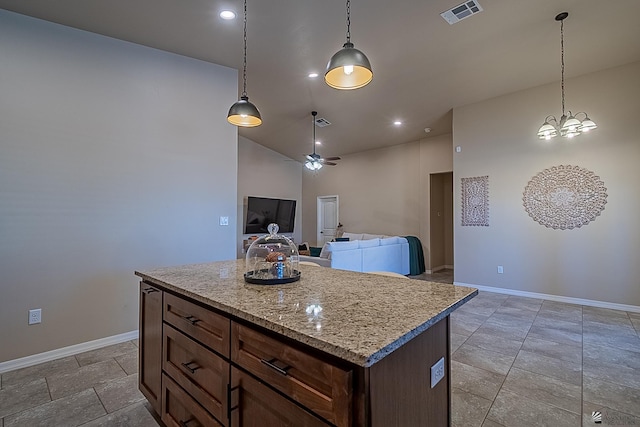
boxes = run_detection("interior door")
[317,196,338,246]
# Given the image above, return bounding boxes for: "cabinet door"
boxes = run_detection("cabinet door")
[162,374,224,427]
[232,322,351,426]
[139,282,163,414]
[230,367,329,427]
[163,324,229,425]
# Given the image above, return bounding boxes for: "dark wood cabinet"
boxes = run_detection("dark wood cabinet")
[229,367,329,427]
[162,373,224,427]
[231,322,351,427]
[139,280,451,426]
[139,283,163,414]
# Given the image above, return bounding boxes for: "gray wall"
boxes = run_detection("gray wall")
[453,61,640,306]
[0,11,238,362]
[237,136,303,258]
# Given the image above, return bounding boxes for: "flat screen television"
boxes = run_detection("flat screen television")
[244,196,296,234]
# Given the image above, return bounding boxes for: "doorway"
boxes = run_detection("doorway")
[429,172,453,272]
[317,195,339,246]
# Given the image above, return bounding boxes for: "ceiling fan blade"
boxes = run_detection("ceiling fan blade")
[323,156,341,161]
[322,161,337,166]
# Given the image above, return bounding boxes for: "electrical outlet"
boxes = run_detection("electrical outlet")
[497,265,504,274]
[431,357,445,388]
[29,308,42,325]
[219,216,229,226]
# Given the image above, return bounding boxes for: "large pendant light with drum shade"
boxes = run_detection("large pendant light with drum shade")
[325,0,373,90]
[227,0,262,127]
[537,12,596,140]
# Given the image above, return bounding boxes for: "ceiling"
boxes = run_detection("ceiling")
[2,0,639,161]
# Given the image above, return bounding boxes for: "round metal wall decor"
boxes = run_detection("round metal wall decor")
[522,165,607,230]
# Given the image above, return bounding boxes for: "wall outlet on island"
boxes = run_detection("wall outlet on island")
[430,357,445,388]
[497,265,504,274]
[29,308,42,325]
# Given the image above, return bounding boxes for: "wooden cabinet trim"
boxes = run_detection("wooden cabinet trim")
[138,282,163,415]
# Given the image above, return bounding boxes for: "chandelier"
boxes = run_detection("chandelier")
[537,12,596,140]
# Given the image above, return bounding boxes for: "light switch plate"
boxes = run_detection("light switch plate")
[219,216,229,226]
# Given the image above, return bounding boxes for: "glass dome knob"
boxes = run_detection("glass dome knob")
[267,223,279,235]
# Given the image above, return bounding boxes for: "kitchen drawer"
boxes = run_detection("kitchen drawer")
[163,324,229,425]
[231,322,352,427]
[162,373,224,427]
[230,366,330,427]
[164,292,230,357]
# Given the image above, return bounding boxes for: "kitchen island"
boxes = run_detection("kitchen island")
[136,259,476,427]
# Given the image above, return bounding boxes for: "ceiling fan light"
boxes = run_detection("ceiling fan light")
[227,96,262,127]
[325,43,373,90]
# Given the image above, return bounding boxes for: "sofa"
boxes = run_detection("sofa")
[298,233,410,275]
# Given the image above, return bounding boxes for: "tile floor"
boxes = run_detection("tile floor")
[1,283,639,426]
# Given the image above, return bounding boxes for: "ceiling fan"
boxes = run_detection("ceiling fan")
[305,111,341,170]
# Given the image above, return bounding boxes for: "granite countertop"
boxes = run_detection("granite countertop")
[135,259,477,367]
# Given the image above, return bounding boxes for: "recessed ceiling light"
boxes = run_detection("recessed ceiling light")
[315,140,322,145]
[393,120,402,126]
[308,72,319,78]
[219,10,236,20]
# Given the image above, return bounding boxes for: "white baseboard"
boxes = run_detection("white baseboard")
[0,330,139,374]
[455,282,640,314]
[426,265,454,274]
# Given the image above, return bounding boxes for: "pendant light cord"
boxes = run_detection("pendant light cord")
[560,17,565,116]
[242,0,248,97]
[346,0,351,44]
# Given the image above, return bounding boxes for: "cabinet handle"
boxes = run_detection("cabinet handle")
[260,358,290,376]
[183,315,200,325]
[142,287,158,294]
[179,419,196,427]
[181,361,201,374]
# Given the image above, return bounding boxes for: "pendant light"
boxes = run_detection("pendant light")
[325,0,373,90]
[227,0,262,127]
[537,12,596,140]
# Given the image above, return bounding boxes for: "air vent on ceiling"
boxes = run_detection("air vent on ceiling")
[314,117,331,127]
[441,0,483,25]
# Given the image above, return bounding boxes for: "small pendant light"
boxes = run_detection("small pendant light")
[325,0,373,90]
[227,0,262,127]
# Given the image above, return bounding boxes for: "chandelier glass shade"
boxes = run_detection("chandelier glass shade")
[537,12,596,140]
[325,0,372,90]
[227,0,262,127]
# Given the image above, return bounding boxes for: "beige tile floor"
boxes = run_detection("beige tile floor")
[1,278,639,426]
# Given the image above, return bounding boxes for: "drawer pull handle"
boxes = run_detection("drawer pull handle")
[181,361,201,374]
[183,315,201,325]
[260,358,290,376]
[142,287,158,294]
[179,419,196,427]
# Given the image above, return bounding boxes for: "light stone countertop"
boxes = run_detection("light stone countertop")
[135,259,477,367]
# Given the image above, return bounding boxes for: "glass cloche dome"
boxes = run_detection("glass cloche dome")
[244,223,300,284]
